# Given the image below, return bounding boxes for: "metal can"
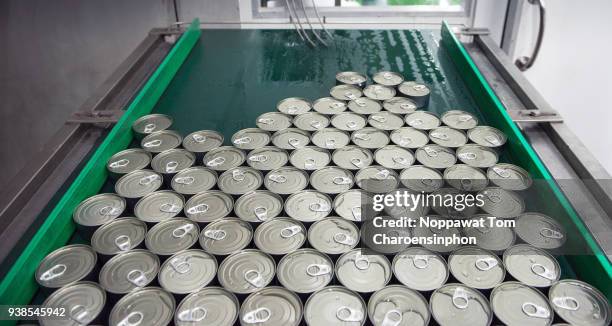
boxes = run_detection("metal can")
[336,71,368,88]
[549,279,611,326]
[313,97,347,115]
[132,113,173,139]
[330,84,363,101]
[182,130,224,156]
[277,97,312,115]
[145,218,199,257]
[404,111,440,130]
[368,111,404,131]
[115,169,163,201]
[171,166,218,196]
[456,144,499,168]
[468,126,507,148]
[277,248,334,294]
[415,144,456,169]
[246,146,289,171]
[351,128,390,149]
[256,112,293,132]
[333,189,372,222]
[218,167,263,195]
[41,282,106,326]
[151,149,195,177]
[231,128,271,150]
[503,244,560,287]
[106,148,152,179]
[448,246,505,290]
[264,167,309,195]
[372,71,404,87]
[91,217,147,257]
[430,284,492,326]
[330,112,367,131]
[336,249,392,293]
[390,127,429,149]
[203,146,246,171]
[363,84,396,101]
[175,287,239,326]
[393,247,449,291]
[308,217,359,255]
[36,244,97,291]
[218,249,275,294]
[348,97,382,115]
[430,188,478,218]
[332,146,374,170]
[310,166,355,194]
[383,97,418,115]
[99,249,159,295]
[254,217,306,255]
[355,166,399,194]
[515,212,566,249]
[199,218,253,256]
[293,111,330,131]
[312,128,350,149]
[284,190,332,222]
[412,215,463,253]
[400,165,444,192]
[487,163,532,191]
[271,128,311,150]
[429,127,468,148]
[109,287,175,326]
[490,282,553,326]
[240,287,303,326]
[304,286,367,326]
[398,81,430,108]
[158,249,217,295]
[73,193,125,230]
[443,164,488,192]
[185,190,233,223]
[141,130,182,153]
[235,190,283,222]
[463,214,516,253]
[134,190,184,224]
[368,285,430,326]
[441,110,479,130]
[289,146,331,170]
[374,145,415,170]
[479,187,525,218]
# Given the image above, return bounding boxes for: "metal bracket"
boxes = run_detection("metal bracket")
[508,109,563,123]
[67,110,124,125]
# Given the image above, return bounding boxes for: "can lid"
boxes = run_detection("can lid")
[368,111,404,131]
[145,218,199,256]
[218,167,263,195]
[277,97,312,115]
[140,130,182,153]
[310,166,355,194]
[390,127,430,149]
[393,247,449,291]
[256,112,293,132]
[412,215,463,252]
[456,144,499,168]
[36,244,97,289]
[490,282,553,326]
[235,190,283,222]
[443,164,488,192]
[405,111,440,130]
[336,71,367,86]
[184,190,233,222]
[293,112,330,131]
[400,165,444,193]
[231,128,271,150]
[332,146,374,170]
[503,244,560,287]
[331,112,368,131]
[368,285,430,326]
[430,283,492,326]
[182,130,224,153]
[305,286,366,325]
[441,110,479,130]
[415,144,456,169]
[271,128,311,150]
[348,97,382,115]
[350,128,390,149]
[372,71,404,87]
[264,166,309,194]
[109,287,175,326]
[159,249,217,294]
[430,188,478,218]
[428,127,468,148]
[313,97,347,115]
[549,279,611,326]
[383,97,418,114]
[363,84,396,101]
[463,214,516,253]
[171,166,218,195]
[240,287,303,326]
[218,249,275,294]
[487,163,532,191]
[246,146,289,171]
[398,81,430,98]
[330,84,363,101]
[285,190,333,222]
[333,189,373,222]
[151,149,195,174]
[335,249,392,293]
[448,246,505,290]
[73,193,125,227]
[515,212,566,249]
[479,187,525,218]
[312,128,350,149]
[289,146,331,170]
[203,146,246,171]
[308,217,359,254]
[42,281,106,326]
[254,217,306,255]
[374,145,415,170]
[99,249,159,294]
[132,114,173,135]
[134,190,184,223]
[107,148,152,175]
[278,248,334,293]
[355,165,399,194]
[91,217,147,255]
[115,169,163,199]
[175,287,239,326]
[199,218,253,255]
[468,126,507,147]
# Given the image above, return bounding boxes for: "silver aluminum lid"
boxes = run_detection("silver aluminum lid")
[109,287,175,326]
[199,218,253,255]
[36,244,97,289]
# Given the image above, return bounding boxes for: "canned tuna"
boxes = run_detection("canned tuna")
[336,71,368,88]
[368,111,404,131]
[289,146,331,171]
[106,148,152,178]
[246,146,289,171]
[490,282,553,326]
[335,248,392,293]
[217,167,263,195]
[277,97,312,115]
[351,128,390,149]
[184,190,233,223]
[393,247,449,291]
[313,97,347,115]
[254,217,306,255]
[443,164,488,192]
[203,146,246,171]
[398,81,430,108]
[415,144,456,169]
[132,113,173,139]
[430,284,492,326]
[515,212,566,249]
[348,97,382,115]
[310,166,355,194]
[158,249,217,295]
[468,126,507,148]
[218,249,275,294]
[36,245,97,291]
[109,287,175,326]
[304,286,367,326]
[73,193,125,230]
[412,215,462,252]
[240,287,303,326]
[330,84,363,101]
[264,167,309,195]
[390,127,429,149]
[400,165,444,192]
[463,214,516,253]
[256,112,293,132]
[441,110,479,130]
[487,163,532,191]
[171,166,218,195]
[363,84,396,101]
[145,218,199,257]
[429,127,468,148]
[383,97,418,114]
[175,287,239,326]
[448,246,505,289]
[99,249,159,295]
[271,128,311,149]
[199,218,253,255]
[404,111,440,130]
[330,112,367,131]
[115,169,163,201]
[91,217,147,256]
[134,190,184,223]
[151,149,195,176]
[355,166,399,194]
[333,189,372,222]
[308,217,359,255]
[332,146,374,170]
[372,71,404,87]
[277,248,334,293]
[41,282,106,326]
[231,128,271,150]
[503,244,560,287]
[235,190,283,222]
[182,130,223,157]
[479,187,525,218]
[141,130,182,153]
[549,280,611,326]
[456,144,499,168]
[284,190,332,222]
[368,285,430,326]
[293,111,330,131]
[374,145,415,170]
[312,128,350,149]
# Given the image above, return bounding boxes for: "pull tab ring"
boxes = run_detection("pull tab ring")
[334,233,356,245]
[452,287,470,309]
[203,229,226,240]
[540,228,564,239]
[187,203,209,214]
[254,206,268,221]
[178,307,207,322]
[354,253,370,270]
[109,159,130,168]
[522,302,551,319]
[268,174,287,183]
[306,264,332,276]
[192,133,207,143]
[143,123,156,133]
[139,174,160,185]
[233,136,252,145]
[475,257,498,271]
[159,203,181,213]
[117,311,144,326]
[174,176,195,185]
[381,309,402,326]
[244,270,265,288]
[412,255,430,269]
[552,296,580,311]
[172,223,195,238]
[492,166,512,178]
[40,264,67,281]
[142,139,162,148]
[531,263,557,280]
[242,307,271,324]
[249,155,268,162]
[126,269,148,287]
[232,169,246,181]
[169,256,191,274]
[333,176,352,185]
[165,161,178,173]
[309,202,330,212]
[206,156,226,167]
[280,225,302,238]
[336,306,364,322]
[114,235,132,251]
